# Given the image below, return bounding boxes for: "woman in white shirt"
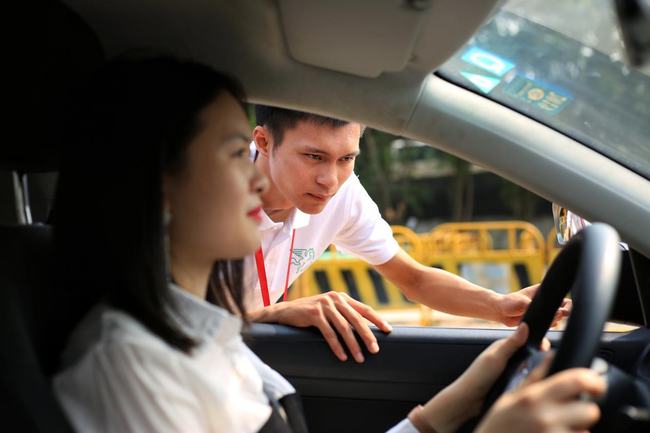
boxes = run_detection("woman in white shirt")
[53,56,605,433]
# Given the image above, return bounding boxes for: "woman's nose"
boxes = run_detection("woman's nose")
[252,167,269,194]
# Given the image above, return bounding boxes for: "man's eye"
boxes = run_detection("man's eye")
[341,156,356,162]
[305,154,321,161]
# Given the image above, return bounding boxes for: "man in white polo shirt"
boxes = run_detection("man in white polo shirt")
[246,106,570,364]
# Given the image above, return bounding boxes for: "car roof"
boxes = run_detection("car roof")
[55,0,650,256]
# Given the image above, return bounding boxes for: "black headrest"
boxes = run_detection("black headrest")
[4,1,104,173]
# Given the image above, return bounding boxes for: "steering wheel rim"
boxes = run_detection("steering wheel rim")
[477,223,623,421]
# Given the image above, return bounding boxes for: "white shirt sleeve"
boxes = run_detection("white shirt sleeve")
[333,175,400,265]
[54,338,271,433]
[386,418,420,433]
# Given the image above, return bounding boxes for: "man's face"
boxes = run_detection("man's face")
[268,120,361,214]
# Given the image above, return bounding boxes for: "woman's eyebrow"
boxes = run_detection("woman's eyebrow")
[226,132,253,143]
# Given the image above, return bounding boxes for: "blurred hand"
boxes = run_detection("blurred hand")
[250,291,392,363]
[498,284,572,327]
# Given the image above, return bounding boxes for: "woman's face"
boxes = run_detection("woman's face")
[165,92,267,265]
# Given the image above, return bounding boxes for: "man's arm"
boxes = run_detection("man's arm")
[374,249,571,326]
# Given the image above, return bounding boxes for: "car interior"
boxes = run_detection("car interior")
[3,1,649,432]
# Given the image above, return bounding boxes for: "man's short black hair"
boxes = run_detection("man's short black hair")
[255,105,353,145]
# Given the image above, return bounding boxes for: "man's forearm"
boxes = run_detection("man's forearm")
[375,250,505,322]
[404,265,502,322]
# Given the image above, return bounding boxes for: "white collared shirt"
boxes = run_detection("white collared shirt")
[244,146,400,310]
[53,284,419,433]
[53,284,295,433]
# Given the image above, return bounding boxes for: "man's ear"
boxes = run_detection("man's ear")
[253,125,272,157]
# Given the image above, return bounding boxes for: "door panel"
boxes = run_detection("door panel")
[244,324,650,433]
[245,325,506,432]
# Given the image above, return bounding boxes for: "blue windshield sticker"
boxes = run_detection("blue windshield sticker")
[460,72,501,94]
[503,75,573,115]
[461,47,515,77]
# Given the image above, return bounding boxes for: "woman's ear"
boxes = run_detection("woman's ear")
[252,125,272,157]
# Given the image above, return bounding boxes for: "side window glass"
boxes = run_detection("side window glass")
[290,130,637,332]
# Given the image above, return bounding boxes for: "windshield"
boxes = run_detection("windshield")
[437,0,650,179]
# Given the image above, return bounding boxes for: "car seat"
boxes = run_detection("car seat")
[0,2,104,431]
[0,225,72,432]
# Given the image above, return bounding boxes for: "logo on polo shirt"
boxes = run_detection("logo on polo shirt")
[292,248,315,274]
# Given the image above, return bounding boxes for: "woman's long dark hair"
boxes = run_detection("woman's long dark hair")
[54,56,249,353]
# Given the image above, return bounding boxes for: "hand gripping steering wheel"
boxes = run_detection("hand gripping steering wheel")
[463,223,622,431]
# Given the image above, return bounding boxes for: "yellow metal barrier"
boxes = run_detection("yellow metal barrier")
[390,225,424,262]
[289,226,419,310]
[290,253,414,307]
[423,221,546,290]
[289,221,549,326]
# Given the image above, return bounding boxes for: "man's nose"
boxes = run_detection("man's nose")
[315,164,337,190]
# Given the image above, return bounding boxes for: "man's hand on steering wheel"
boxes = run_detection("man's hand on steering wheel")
[498,284,572,327]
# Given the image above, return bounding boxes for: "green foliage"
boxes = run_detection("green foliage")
[356,129,548,224]
[356,130,428,224]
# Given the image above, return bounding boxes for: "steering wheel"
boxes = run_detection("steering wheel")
[464,223,622,430]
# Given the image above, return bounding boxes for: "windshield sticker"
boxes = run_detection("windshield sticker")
[460,71,501,94]
[461,47,515,77]
[503,75,573,115]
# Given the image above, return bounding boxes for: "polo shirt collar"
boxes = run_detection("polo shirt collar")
[292,207,310,229]
[259,207,310,232]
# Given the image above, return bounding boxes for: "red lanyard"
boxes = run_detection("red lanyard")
[255,229,296,307]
